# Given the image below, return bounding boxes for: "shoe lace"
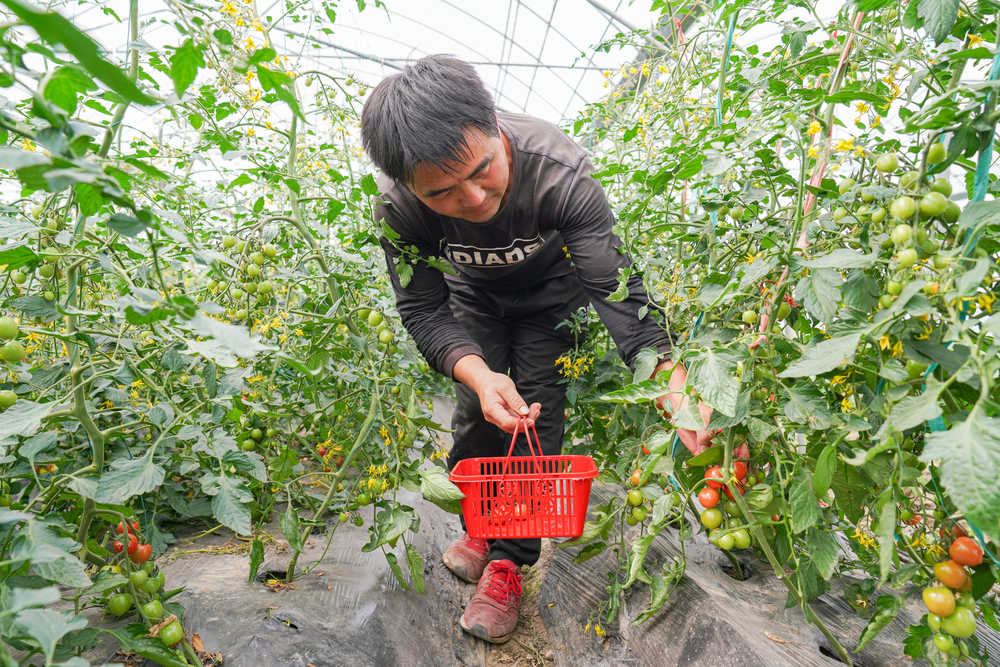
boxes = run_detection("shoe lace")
[483,561,522,604]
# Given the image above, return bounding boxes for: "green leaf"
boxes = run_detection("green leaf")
[876,489,896,584]
[0,0,156,105]
[624,533,655,588]
[805,528,840,579]
[169,38,204,98]
[0,245,37,270]
[917,0,959,44]
[362,506,415,552]
[99,629,189,667]
[784,384,834,429]
[419,468,463,514]
[0,400,67,440]
[686,446,722,468]
[634,561,682,624]
[796,249,876,269]
[202,474,253,535]
[43,65,95,114]
[255,65,303,119]
[405,543,425,594]
[856,594,900,652]
[876,379,943,439]
[384,552,409,591]
[95,451,165,504]
[793,268,842,324]
[956,199,1000,232]
[2,586,60,617]
[789,467,820,534]
[361,173,378,196]
[690,350,740,416]
[247,46,277,66]
[13,295,61,322]
[248,538,264,583]
[14,609,86,664]
[280,505,302,552]
[222,450,266,482]
[921,409,1000,543]
[106,213,148,237]
[183,312,276,366]
[953,257,990,296]
[780,332,861,378]
[600,377,669,404]
[0,147,50,170]
[813,444,836,498]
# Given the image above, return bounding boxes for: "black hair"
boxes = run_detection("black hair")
[361,54,498,184]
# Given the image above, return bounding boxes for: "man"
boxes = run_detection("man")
[361,55,713,644]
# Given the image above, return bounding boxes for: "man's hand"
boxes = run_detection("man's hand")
[652,360,719,456]
[453,355,541,433]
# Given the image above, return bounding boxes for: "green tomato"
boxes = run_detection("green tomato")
[889,196,916,220]
[701,508,723,530]
[860,187,876,203]
[879,294,895,309]
[732,528,751,549]
[240,438,256,451]
[896,248,918,269]
[930,177,952,197]
[776,302,791,320]
[141,573,164,594]
[10,270,27,285]
[43,291,55,301]
[940,607,976,638]
[257,280,273,294]
[222,235,237,249]
[741,310,757,325]
[367,310,384,327]
[886,280,903,296]
[262,243,278,258]
[955,592,976,610]
[245,264,261,278]
[250,428,263,441]
[251,252,266,266]
[900,171,921,189]
[630,507,647,523]
[905,360,929,380]
[942,202,961,224]
[933,633,954,653]
[107,593,132,616]
[716,533,735,550]
[234,309,248,321]
[0,317,18,340]
[377,328,394,345]
[0,340,26,363]
[37,264,55,278]
[243,281,257,294]
[868,206,885,223]
[919,192,949,218]
[159,620,184,646]
[230,288,246,301]
[875,153,898,172]
[927,142,947,165]
[626,490,644,507]
[927,613,942,633]
[891,223,912,247]
[832,206,848,221]
[142,599,165,621]
[0,390,16,410]
[130,570,149,588]
[838,178,856,195]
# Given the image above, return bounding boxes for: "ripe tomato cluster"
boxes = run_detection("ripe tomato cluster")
[103,519,183,648]
[696,462,759,552]
[111,520,153,564]
[921,534,986,659]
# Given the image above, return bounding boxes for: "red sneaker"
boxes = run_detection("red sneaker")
[442,533,490,583]
[460,559,522,643]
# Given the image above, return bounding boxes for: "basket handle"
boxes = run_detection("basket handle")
[496,417,542,479]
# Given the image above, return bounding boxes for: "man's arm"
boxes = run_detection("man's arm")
[452,354,541,433]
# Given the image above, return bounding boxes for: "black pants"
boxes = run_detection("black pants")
[446,274,588,567]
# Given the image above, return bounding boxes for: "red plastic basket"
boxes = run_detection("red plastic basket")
[449,418,598,539]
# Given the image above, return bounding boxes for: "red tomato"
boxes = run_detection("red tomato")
[949,537,983,567]
[732,461,748,482]
[723,483,745,501]
[933,560,968,590]
[922,586,956,617]
[131,520,140,533]
[116,521,130,535]
[629,469,643,487]
[698,487,720,508]
[126,534,138,554]
[704,466,724,489]
[113,540,124,553]
[129,543,152,564]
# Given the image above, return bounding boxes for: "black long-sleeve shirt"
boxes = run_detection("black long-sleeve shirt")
[375,111,671,378]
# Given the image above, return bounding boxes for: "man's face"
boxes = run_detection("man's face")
[407,126,512,223]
